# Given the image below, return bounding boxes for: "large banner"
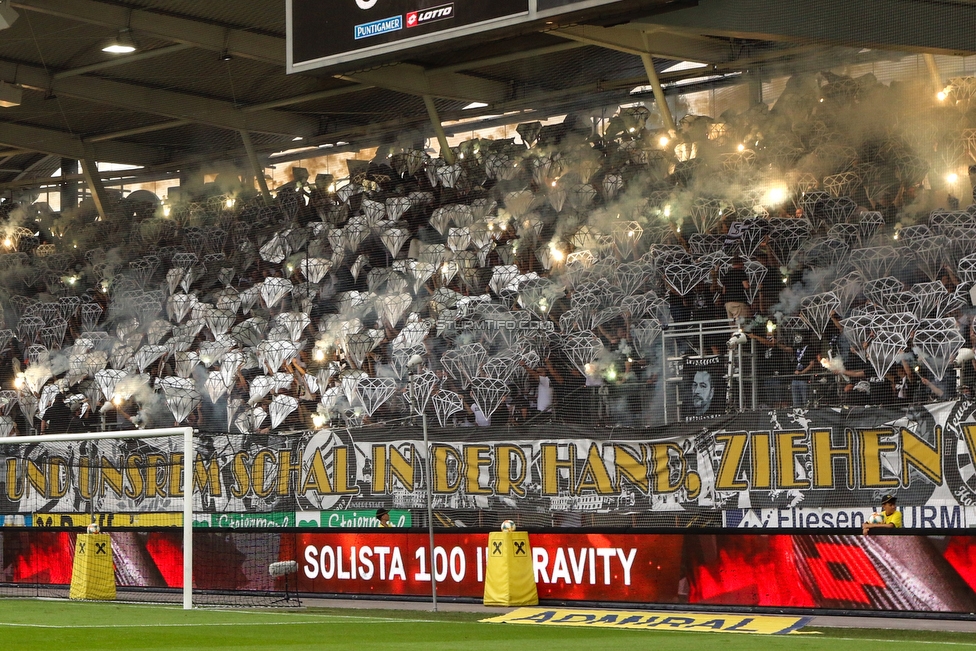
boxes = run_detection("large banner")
[8,530,976,613]
[5,399,976,529]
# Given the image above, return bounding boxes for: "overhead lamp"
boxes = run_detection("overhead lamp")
[0,82,22,108]
[0,1,18,31]
[102,29,137,54]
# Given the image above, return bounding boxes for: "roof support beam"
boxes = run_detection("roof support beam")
[0,121,165,165]
[80,146,109,220]
[639,52,675,132]
[85,120,191,144]
[553,24,732,62]
[240,42,588,113]
[339,63,511,104]
[0,59,318,138]
[631,0,976,56]
[13,153,52,182]
[54,44,193,80]
[244,85,373,112]
[423,96,455,165]
[239,130,271,205]
[432,41,586,74]
[12,0,283,65]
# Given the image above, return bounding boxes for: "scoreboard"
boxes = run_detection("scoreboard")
[287,0,637,73]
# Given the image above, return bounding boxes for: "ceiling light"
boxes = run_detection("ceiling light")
[0,1,18,31]
[0,82,22,108]
[102,29,137,54]
[661,60,708,74]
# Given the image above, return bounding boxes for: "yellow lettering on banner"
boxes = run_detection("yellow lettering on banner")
[390,445,416,492]
[25,459,46,498]
[750,432,771,490]
[229,452,250,498]
[648,444,684,494]
[37,512,182,528]
[333,447,359,495]
[612,445,648,493]
[48,456,68,499]
[901,426,942,485]
[371,445,387,493]
[774,431,809,489]
[195,454,222,497]
[168,453,184,497]
[99,455,124,498]
[145,454,168,499]
[275,450,301,497]
[124,454,145,500]
[5,458,22,501]
[541,444,576,496]
[465,445,492,495]
[481,608,811,636]
[811,429,854,489]
[251,449,275,498]
[962,424,976,476]
[300,449,333,494]
[576,444,614,495]
[496,445,526,497]
[715,433,748,491]
[858,428,898,488]
[433,445,463,493]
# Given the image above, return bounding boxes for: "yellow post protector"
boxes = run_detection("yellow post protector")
[482,608,811,635]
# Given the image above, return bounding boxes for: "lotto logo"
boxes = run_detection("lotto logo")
[406,3,454,27]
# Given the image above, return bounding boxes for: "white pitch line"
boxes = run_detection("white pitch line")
[0,617,450,629]
[813,636,976,648]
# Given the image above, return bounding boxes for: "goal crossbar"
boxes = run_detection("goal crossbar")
[0,427,195,609]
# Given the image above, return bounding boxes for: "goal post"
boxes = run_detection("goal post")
[0,427,195,610]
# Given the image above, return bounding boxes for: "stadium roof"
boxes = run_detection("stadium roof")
[0,0,970,192]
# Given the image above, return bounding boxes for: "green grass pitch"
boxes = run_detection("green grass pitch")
[0,599,974,650]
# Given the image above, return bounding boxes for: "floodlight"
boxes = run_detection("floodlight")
[102,29,137,54]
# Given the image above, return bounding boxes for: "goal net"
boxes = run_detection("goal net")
[0,428,295,608]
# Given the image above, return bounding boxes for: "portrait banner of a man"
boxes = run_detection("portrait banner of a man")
[683,355,726,420]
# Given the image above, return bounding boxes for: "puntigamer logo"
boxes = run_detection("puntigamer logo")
[354,14,403,39]
[406,3,454,27]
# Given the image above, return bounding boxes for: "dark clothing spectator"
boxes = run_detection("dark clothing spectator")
[42,396,72,435]
[721,261,751,322]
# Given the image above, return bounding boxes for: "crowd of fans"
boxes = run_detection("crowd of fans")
[0,68,973,436]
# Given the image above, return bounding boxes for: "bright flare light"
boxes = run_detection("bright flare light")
[938,90,948,102]
[947,173,959,184]
[765,184,788,206]
[549,242,565,263]
[659,136,669,147]
[737,143,745,152]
